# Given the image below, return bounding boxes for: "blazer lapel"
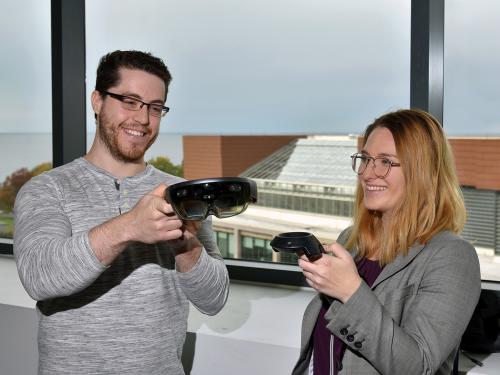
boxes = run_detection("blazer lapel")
[371,242,426,289]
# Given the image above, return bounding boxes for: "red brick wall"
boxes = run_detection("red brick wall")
[183,135,303,180]
[183,136,223,179]
[449,138,500,190]
[183,135,500,190]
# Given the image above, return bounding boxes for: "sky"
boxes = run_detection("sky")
[0,0,499,136]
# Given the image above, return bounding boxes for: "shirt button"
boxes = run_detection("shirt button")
[354,341,363,349]
[340,328,348,335]
[346,334,355,342]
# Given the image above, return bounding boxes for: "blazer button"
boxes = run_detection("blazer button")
[340,328,348,336]
[346,334,355,342]
[354,341,362,349]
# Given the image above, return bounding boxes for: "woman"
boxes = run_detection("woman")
[292,109,481,375]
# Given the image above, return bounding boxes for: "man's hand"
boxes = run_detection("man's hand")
[125,184,184,244]
[172,220,203,273]
[127,183,203,272]
[89,184,186,265]
[298,242,362,303]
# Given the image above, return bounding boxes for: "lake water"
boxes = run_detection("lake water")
[0,133,183,182]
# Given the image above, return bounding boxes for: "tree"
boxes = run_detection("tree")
[0,168,32,212]
[0,162,52,213]
[148,156,183,177]
[31,162,52,176]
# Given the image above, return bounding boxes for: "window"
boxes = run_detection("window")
[7,1,498,286]
[3,1,498,366]
[444,0,500,282]
[444,0,499,137]
[240,236,273,262]
[0,0,52,243]
[214,230,235,258]
[85,0,410,268]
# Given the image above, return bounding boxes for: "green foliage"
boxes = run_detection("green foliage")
[0,214,13,239]
[148,156,183,177]
[0,168,31,213]
[31,162,52,177]
[0,162,52,213]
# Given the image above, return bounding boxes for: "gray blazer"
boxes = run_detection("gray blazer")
[292,230,481,375]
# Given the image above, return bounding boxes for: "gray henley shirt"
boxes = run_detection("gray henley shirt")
[14,157,229,375]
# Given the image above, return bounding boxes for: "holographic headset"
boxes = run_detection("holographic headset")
[165,177,257,220]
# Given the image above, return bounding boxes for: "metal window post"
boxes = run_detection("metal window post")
[51,0,87,167]
[410,0,444,124]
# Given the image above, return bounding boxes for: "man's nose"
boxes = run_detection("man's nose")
[135,103,150,124]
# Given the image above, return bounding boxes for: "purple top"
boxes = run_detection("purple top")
[312,257,383,374]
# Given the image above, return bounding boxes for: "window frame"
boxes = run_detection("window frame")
[3,0,498,288]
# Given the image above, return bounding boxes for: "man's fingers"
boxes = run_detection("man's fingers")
[161,228,184,241]
[150,183,167,198]
[184,220,201,231]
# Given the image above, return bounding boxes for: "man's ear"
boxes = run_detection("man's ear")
[91,90,103,118]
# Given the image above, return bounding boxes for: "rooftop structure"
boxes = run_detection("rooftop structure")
[183,135,500,260]
[242,136,358,186]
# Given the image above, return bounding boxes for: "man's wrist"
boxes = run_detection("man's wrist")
[175,241,202,273]
[89,213,133,265]
[172,236,202,254]
[116,211,135,243]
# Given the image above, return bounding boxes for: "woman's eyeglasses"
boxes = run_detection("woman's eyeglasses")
[165,177,258,220]
[350,153,400,179]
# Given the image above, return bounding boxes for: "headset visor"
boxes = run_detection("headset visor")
[165,177,258,220]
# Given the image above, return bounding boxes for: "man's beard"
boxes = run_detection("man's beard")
[97,111,157,163]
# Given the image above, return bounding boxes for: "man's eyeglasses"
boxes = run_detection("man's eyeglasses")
[99,90,169,118]
[165,177,258,220]
[350,153,401,179]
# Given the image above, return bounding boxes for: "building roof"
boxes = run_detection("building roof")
[212,205,351,243]
[241,136,358,186]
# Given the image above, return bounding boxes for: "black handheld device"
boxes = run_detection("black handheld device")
[270,231,325,261]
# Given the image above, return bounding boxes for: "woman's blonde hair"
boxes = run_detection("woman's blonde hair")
[345,109,466,265]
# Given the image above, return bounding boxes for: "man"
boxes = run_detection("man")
[14,50,229,375]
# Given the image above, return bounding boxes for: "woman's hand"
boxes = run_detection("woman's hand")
[298,242,362,303]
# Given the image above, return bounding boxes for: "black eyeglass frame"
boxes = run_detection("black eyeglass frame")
[350,152,401,179]
[165,177,258,221]
[99,90,170,117]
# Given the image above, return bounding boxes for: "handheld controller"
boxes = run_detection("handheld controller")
[270,232,325,261]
